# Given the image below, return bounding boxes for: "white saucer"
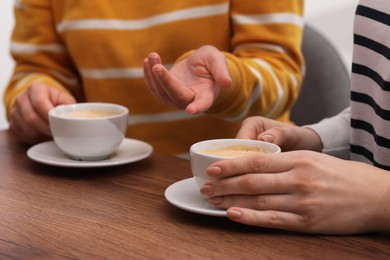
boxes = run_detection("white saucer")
[27,138,153,168]
[165,177,227,217]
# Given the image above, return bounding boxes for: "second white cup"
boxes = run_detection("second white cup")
[190,139,281,189]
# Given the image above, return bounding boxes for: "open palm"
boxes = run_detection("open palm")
[143,45,231,114]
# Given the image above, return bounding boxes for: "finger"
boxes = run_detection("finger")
[14,92,52,137]
[9,124,35,144]
[146,55,176,105]
[144,55,159,90]
[29,83,76,122]
[206,52,232,88]
[201,171,291,197]
[227,207,308,233]
[258,127,292,151]
[152,64,195,108]
[185,88,215,114]
[28,83,56,122]
[9,108,49,144]
[143,58,160,99]
[49,87,76,106]
[208,194,297,213]
[258,126,303,151]
[208,152,294,178]
[148,52,162,65]
[235,117,266,139]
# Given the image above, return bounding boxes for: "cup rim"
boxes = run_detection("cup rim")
[190,138,281,159]
[49,102,129,120]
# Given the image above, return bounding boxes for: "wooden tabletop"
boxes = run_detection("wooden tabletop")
[0,130,389,259]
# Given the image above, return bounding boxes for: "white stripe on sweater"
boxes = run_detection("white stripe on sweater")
[11,42,65,55]
[80,63,173,79]
[233,13,304,28]
[57,3,229,32]
[252,58,284,118]
[223,65,263,122]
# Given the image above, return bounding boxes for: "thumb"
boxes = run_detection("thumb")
[215,69,232,89]
[49,88,76,106]
[258,134,276,143]
[258,126,309,152]
[257,127,291,150]
[208,53,232,89]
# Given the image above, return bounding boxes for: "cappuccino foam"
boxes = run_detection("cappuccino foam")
[59,109,120,119]
[202,144,266,157]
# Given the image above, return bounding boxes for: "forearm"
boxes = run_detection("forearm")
[364,165,390,232]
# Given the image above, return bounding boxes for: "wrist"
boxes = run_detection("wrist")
[302,127,323,152]
[371,169,390,232]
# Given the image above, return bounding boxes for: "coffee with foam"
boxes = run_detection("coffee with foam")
[59,109,120,119]
[202,144,267,157]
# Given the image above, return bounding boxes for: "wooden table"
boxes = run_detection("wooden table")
[0,130,389,259]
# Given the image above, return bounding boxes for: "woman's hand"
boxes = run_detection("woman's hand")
[236,116,323,152]
[201,151,390,234]
[143,45,231,114]
[9,82,76,144]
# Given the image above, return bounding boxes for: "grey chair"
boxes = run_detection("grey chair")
[290,25,351,126]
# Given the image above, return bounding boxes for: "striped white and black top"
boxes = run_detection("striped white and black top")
[350,0,390,170]
[309,0,390,170]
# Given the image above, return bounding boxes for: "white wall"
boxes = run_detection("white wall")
[0,1,13,130]
[0,1,359,130]
[304,0,359,71]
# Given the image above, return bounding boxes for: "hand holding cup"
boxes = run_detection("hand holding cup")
[190,139,281,189]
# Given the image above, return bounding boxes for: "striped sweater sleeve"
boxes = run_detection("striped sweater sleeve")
[179,0,305,121]
[4,0,82,118]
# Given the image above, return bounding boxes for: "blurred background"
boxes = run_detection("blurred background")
[0,0,359,130]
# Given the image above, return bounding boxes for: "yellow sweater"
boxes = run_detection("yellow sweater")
[5,0,304,156]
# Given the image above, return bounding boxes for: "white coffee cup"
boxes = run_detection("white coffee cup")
[49,102,129,161]
[190,139,281,189]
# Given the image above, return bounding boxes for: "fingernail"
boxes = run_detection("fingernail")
[227,208,242,219]
[186,105,197,114]
[207,166,221,176]
[200,184,214,196]
[260,134,275,143]
[152,69,163,77]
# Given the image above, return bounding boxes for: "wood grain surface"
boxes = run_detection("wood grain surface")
[0,130,389,259]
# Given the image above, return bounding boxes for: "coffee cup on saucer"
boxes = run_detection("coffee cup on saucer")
[48,102,128,161]
[190,139,281,189]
